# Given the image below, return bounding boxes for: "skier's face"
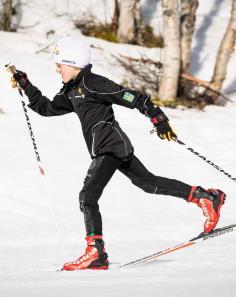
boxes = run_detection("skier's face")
[55,63,80,83]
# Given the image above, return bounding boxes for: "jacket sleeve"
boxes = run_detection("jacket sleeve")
[83,75,168,122]
[24,84,74,116]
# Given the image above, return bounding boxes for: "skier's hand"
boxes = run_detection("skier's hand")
[152,118,177,141]
[12,70,30,90]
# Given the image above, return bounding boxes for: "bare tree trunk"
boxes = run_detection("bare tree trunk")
[158,0,181,102]
[210,0,236,96]
[111,0,120,32]
[180,0,198,72]
[0,0,13,31]
[117,0,144,44]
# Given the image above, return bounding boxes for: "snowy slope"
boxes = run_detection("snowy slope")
[0,1,236,297]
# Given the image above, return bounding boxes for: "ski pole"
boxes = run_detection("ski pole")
[5,63,45,176]
[174,138,236,183]
[5,63,68,259]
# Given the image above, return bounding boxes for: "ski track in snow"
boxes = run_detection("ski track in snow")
[0,0,236,296]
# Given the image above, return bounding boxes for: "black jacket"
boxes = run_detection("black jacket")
[25,64,166,160]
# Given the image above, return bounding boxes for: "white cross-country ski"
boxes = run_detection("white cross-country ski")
[120,223,236,268]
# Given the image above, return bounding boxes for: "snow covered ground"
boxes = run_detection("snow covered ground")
[0,1,236,296]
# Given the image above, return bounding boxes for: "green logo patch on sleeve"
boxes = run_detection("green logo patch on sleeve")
[123,91,135,102]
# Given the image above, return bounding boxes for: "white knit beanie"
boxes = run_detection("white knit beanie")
[52,36,91,68]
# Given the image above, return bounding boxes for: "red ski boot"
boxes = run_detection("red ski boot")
[62,235,109,271]
[188,186,226,233]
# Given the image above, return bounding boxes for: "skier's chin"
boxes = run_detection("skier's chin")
[62,76,70,83]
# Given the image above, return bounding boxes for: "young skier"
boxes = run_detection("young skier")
[12,36,226,271]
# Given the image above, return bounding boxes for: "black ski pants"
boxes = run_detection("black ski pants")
[79,154,192,235]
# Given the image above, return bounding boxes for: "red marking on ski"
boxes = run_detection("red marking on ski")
[120,223,236,268]
[146,241,195,262]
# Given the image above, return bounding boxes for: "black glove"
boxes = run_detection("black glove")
[13,70,30,90]
[151,116,177,141]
